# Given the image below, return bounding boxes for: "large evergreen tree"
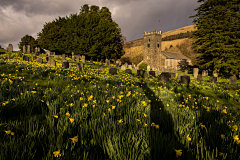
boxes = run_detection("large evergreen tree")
[18,35,38,53]
[189,0,240,76]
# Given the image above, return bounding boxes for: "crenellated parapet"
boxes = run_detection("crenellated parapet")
[143,29,162,36]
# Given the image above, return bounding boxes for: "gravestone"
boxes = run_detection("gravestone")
[26,45,30,54]
[213,70,218,78]
[72,56,75,61]
[109,68,118,75]
[7,44,13,52]
[72,52,74,57]
[121,65,126,70]
[205,70,208,76]
[160,72,171,83]
[90,58,93,64]
[23,56,29,61]
[143,71,148,79]
[202,70,207,76]
[209,76,217,83]
[62,60,69,68]
[178,73,186,80]
[76,57,79,62]
[107,60,110,66]
[76,63,84,71]
[82,55,85,63]
[194,68,199,78]
[125,69,132,75]
[229,76,237,84]
[5,55,9,60]
[181,75,190,84]
[49,59,56,67]
[137,69,145,78]
[147,65,150,72]
[23,45,26,53]
[128,65,132,69]
[185,70,188,75]
[197,75,203,81]
[36,58,43,64]
[105,59,108,63]
[149,71,156,77]
[62,54,66,60]
[35,47,38,54]
[170,73,176,78]
[98,66,104,70]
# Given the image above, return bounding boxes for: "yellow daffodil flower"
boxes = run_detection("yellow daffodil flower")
[53,150,61,157]
[174,149,182,157]
[69,136,78,144]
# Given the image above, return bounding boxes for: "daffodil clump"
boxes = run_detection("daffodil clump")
[0,51,239,159]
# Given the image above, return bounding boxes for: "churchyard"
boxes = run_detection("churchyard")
[0,50,240,159]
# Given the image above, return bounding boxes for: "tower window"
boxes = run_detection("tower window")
[148,44,150,48]
[157,44,159,48]
[149,39,150,42]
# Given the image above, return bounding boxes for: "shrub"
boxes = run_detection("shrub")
[139,63,147,70]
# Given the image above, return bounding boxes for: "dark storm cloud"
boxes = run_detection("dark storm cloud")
[0,0,203,51]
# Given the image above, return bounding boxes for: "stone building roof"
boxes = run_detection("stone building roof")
[161,51,191,60]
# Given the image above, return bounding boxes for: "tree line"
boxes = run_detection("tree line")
[18,4,125,61]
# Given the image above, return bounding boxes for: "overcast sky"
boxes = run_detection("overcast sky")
[0,0,204,51]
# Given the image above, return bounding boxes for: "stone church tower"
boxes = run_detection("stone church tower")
[143,28,163,70]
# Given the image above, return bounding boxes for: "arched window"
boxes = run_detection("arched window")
[148,44,150,48]
[149,39,150,42]
[157,44,159,48]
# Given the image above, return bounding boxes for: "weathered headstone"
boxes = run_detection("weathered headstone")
[202,70,207,76]
[121,65,126,70]
[23,56,29,61]
[76,56,79,62]
[229,76,237,84]
[35,47,38,54]
[125,69,132,75]
[213,70,218,78]
[197,75,203,81]
[62,60,69,68]
[170,73,176,78]
[107,60,110,66]
[149,71,156,77]
[194,68,199,78]
[178,73,186,80]
[82,55,85,63]
[147,65,150,72]
[7,44,13,52]
[128,65,132,69]
[62,54,66,60]
[72,56,75,61]
[5,55,9,60]
[181,75,190,84]
[209,76,217,83]
[143,71,148,79]
[109,68,119,75]
[160,72,171,83]
[23,45,26,53]
[27,45,30,54]
[76,63,84,71]
[36,58,43,64]
[50,59,56,67]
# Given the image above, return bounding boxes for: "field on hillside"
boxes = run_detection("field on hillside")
[0,51,240,160]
